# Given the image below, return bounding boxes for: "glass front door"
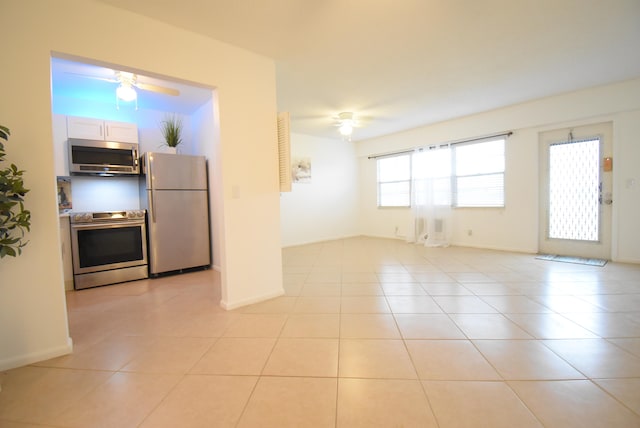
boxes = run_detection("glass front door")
[539,123,613,259]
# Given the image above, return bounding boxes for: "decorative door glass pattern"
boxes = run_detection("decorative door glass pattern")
[548,138,600,241]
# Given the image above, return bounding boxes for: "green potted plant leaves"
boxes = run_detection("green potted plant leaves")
[159,114,183,153]
[0,125,31,258]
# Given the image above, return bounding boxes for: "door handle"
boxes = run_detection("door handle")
[147,154,155,222]
[600,192,613,205]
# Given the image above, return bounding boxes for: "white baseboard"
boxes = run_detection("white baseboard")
[450,241,537,255]
[610,257,640,265]
[361,233,404,241]
[220,288,285,310]
[0,337,73,372]
[280,235,640,264]
[281,234,361,248]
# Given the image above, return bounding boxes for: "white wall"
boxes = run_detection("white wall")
[52,95,145,126]
[191,97,222,270]
[280,133,359,247]
[356,78,640,261]
[1,0,282,370]
[613,111,640,263]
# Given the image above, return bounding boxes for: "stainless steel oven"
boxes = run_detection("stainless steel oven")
[70,210,148,290]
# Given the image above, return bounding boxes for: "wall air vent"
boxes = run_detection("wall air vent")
[277,112,292,192]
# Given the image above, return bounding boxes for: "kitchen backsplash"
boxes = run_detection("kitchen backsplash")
[70,176,140,212]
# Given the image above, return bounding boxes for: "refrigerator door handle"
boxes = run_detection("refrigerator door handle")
[149,189,156,223]
[147,153,155,222]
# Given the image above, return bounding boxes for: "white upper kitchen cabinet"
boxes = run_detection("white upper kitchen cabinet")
[67,116,138,143]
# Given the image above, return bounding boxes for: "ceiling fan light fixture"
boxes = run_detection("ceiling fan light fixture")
[339,122,353,136]
[116,84,137,102]
[336,112,356,139]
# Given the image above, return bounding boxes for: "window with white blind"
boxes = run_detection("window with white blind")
[377,154,411,207]
[453,138,505,207]
[374,136,506,208]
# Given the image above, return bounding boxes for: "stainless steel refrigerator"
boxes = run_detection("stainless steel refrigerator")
[139,152,211,275]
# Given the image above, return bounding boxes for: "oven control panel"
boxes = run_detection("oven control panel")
[70,210,146,224]
[70,212,94,223]
[126,210,146,220]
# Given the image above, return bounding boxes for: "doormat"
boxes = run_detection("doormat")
[535,254,607,267]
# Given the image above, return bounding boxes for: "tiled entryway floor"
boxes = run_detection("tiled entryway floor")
[2,237,640,427]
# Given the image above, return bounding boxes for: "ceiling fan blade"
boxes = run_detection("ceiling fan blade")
[134,82,180,96]
[65,72,118,83]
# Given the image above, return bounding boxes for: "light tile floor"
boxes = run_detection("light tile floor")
[1,237,640,427]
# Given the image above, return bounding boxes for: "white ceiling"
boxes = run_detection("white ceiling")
[78,0,640,141]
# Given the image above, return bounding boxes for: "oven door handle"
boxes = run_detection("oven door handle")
[71,220,146,230]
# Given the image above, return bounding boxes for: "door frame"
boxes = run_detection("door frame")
[538,122,613,260]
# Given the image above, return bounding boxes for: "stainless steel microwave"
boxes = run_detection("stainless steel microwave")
[68,139,140,176]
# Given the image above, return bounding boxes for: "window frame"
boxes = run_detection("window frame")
[376,153,412,208]
[373,136,507,209]
[451,138,506,208]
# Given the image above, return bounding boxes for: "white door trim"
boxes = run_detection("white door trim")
[538,122,613,260]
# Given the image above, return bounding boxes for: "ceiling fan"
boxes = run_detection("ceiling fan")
[70,69,181,99]
[292,111,374,140]
[68,69,181,110]
[113,71,180,97]
[332,112,374,140]
[334,112,357,137]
